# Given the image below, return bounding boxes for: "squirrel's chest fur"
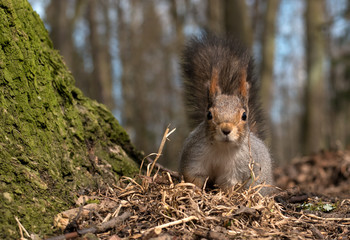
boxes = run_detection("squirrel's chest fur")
[203,141,251,187]
[180,123,252,188]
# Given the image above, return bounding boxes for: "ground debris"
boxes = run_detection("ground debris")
[274,150,350,198]
[44,148,350,239]
[44,169,350,239]
[47,173,277,239]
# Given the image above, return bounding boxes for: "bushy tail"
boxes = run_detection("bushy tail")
[181,33,266,139]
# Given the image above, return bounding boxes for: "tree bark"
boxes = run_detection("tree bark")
[0,0,140,238]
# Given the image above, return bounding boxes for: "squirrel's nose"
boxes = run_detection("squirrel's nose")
[220,123,234,136]
[222,129,231,135]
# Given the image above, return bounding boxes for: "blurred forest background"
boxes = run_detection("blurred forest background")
[28,0,350,169]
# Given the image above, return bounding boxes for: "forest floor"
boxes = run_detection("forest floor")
[36,148,350,240]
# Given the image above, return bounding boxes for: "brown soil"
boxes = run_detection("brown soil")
[274,150,350,199]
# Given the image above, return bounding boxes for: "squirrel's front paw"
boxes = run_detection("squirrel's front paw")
[182,173,208,189]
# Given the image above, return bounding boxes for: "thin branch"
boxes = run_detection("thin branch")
[145,216,199,234]
[45,211,132,240]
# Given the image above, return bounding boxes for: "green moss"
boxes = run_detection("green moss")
[300,201,337,213]
[0,0,141,238]
[86,199,100,204]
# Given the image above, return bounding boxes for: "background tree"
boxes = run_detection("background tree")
[87,0,114,109]
[27,0,350,166]
[260,0,280,115]
[207,0,224,34]
[328,1,350,150]
[116,1,187,168]
[224,0,253,48]
[302,0,328,154]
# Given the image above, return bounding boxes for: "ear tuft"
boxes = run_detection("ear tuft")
[239,70,249,99]
[209,67,220,99]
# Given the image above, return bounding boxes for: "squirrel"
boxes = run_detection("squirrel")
[179,33,273,195]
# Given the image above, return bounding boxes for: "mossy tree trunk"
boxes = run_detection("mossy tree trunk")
[0,0,141,238]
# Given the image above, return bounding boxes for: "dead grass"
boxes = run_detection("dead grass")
[47,169,350,239]
[110,173,284,239]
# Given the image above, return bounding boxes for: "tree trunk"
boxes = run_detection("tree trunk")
[302,0,327,154]
[0,0,140,238]
[224,0,253,48]
[45,0,90,97]
[260,0,279,112]
[328,2,350,150]
[87,0,114,110]
[46,0,73,67]
[207,0,224,34]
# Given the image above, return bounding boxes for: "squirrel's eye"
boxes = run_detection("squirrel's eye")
[207,111,213,120]
[242,112,247,121]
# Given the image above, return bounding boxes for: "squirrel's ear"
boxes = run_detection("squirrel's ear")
[209,67,221,99]
[239,69,249,100]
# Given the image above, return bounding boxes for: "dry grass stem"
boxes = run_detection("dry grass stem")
[147,126,175,177]
[15,216,30,239]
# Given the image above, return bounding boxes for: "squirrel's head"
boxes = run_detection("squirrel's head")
[206,67,249,144]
